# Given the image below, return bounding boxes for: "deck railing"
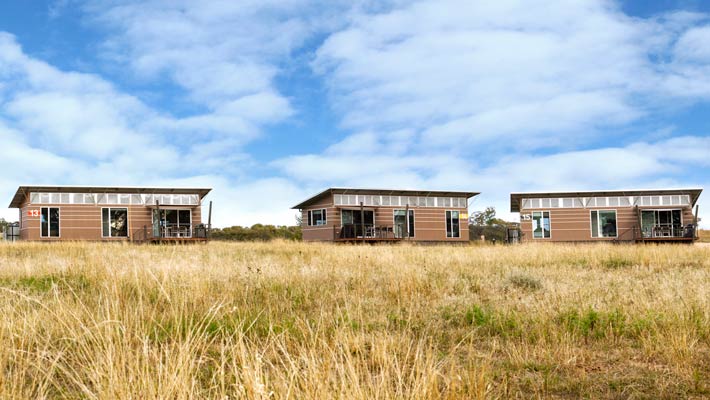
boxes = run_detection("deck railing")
[335,223,407,240]
[132,223,211,242]
[641,223,696,239]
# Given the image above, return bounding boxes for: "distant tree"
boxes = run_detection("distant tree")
[469,207,512,242]
[211,224,302,241]
[470,207,497,226]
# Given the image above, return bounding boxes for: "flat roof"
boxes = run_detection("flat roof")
[510,188,703,212]
[8,185,212,208]
[292,187,480,209]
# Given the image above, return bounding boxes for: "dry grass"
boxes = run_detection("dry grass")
[699,229,710,243]
[0,241,708,399]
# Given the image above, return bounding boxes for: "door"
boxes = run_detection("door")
[341,209,374,237]
[153,209,193,238]
[394,210,415,238]
[641,210,683,237]
[641,210,655,238]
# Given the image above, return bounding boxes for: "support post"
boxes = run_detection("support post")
[156,200,161,241]
[635,205,643,243]
[360,202,365,243]
[208,200,213,238]
[405,203,410,240]
[695,205,700,240]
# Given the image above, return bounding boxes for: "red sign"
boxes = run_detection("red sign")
[27,210,39,217]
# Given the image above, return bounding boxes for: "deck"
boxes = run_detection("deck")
[334,237,404,243]
[635,236,695,243]
[334,224,407,243]
[132,224,212,244]
[144,237,209,244]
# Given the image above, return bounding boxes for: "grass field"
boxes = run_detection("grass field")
[699,229,710,242]
[0,242,708,399]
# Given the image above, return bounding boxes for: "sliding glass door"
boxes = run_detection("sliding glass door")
[640,210,682,237]
[394,210,415,238]
[340,209,374,238]
[152,209,193,238]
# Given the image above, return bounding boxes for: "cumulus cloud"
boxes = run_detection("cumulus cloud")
[280,0,710,225]
[0,32,296,227]
[2,0,710,229]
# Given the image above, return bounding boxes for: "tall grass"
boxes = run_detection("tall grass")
[0,241,708,398]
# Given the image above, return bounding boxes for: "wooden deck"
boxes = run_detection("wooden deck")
[334,237,404,243]
[142,237,209,244]
[635,236,695,243]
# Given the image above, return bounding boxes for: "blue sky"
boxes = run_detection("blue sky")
[1,0,709,227]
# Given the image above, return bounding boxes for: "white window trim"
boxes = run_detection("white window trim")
[445,210,461,238]
[101,207,130,238]
[40,207,61,239]
[590,209,618,239]
[532,210,551,239]
[308,208,327,226]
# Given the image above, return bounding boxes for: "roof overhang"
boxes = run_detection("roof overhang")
[292,187,480,209]
[510,188,703,212]
[8,185,212,208]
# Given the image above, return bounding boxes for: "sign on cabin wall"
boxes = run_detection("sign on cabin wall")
[460,213,468,220]
[521,214,532,221]
[27,209,39,217]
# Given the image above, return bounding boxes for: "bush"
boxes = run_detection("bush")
[508,273,543,291]
[211,224,302,241]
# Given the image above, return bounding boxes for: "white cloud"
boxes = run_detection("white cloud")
[312,0,710,150]
[2,1,710,231]
[0,31,298,227]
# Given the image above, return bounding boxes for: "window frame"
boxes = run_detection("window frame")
[445,210,461,238]
[307,208,327,226]
[532,210,551,239]
[40,207,61,238]
[590,209,618,239]
[101,207,130,238]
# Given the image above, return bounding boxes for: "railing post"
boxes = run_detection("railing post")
[360,202,365,243]
[405,204,410,240]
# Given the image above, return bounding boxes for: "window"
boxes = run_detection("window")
[532,211,551,239]
[591,210,617,238]
[102,208,129,237]
[308,209,327,226]
[40,207,60,238]
[446,210,460,238]
[394,209,415,238]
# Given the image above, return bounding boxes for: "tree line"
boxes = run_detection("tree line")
[210,224,302,241]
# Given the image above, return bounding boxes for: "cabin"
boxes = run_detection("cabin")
[510,188,702,243]
[8,186,212,242]
[292,188,478,242]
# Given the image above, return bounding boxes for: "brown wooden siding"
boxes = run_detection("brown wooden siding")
[301,195,469,242]
[519,206,695,242]
[18,199,203,241]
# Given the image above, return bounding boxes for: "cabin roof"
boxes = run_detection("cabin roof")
[291,187,479,209]
[8,185,212,208]
[509,188,703,212]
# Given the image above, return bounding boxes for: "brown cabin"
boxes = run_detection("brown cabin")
[8,186,212,242]
[292,188,478,242]
[510,188,702,243]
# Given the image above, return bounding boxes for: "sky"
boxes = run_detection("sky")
[0,0,709,228]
